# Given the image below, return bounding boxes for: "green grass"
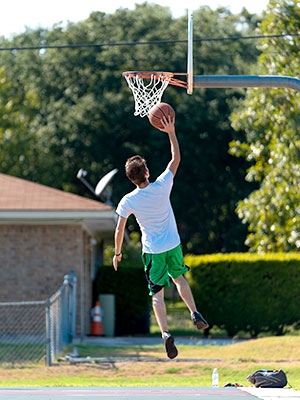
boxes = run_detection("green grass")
[0,362,299,388]
[1,336,300,388]
[0,342,45,363]
[64,336,300,361]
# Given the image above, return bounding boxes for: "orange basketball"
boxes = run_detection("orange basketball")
[148,102,175,130]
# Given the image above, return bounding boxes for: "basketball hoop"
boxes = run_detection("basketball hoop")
[123,71,187,118]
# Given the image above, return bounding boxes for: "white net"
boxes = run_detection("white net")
[124,73,171,118]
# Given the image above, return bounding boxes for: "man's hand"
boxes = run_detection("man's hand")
[113,253,122,271]
[159,115,175,134]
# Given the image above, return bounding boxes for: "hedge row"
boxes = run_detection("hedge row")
[93,265,150,336]
[185,253,300,337]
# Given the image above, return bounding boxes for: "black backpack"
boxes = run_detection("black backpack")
[247,369,287,388]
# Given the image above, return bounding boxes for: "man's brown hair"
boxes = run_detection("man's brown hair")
[125,155,147,185]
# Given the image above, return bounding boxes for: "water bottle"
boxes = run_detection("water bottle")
[212,368,219,387]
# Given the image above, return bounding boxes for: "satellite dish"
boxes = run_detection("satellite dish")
[95,168,118,197]
[77,168,88,179]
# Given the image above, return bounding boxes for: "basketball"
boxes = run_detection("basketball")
[148,102,175,130]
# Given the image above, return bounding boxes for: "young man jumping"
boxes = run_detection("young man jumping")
[113,115,208,359]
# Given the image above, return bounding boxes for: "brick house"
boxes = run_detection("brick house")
[0,173,116,336]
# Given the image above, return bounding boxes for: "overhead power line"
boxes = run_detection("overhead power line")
[0,33,298,52]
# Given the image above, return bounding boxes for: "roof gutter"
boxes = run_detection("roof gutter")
[0,210,115,221]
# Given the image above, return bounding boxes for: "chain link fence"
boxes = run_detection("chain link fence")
[0,271,77,366]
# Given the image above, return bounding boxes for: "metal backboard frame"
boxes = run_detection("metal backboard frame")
[187,11,300,93]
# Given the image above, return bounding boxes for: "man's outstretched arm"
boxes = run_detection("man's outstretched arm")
[113,215,127,271]
[160,116,181,177]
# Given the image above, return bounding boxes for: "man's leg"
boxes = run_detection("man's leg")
[152,288,178,359]
[172,275,197,313]
[152,288,168,333]
[173,275,209,330]
[142,251,178,359]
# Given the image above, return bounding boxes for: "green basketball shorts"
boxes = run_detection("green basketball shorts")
[142,244,190,296]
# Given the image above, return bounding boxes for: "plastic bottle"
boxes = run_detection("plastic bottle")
[212,368,219,387]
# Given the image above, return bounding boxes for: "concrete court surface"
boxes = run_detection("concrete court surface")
[74,336,248,347]
[0,387,300,400]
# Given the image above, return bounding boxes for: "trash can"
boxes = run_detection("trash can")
[99,294,115,336]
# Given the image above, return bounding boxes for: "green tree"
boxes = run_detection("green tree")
[0,4,260,253]
[0,66,42,178]
[230,0,300,252]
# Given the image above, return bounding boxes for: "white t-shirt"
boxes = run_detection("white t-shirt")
[116,169,180,254]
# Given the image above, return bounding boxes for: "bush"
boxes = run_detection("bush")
[93,265,150,336]
[185,253,300,337]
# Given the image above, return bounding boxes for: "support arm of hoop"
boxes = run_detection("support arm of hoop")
[193,75,300,92]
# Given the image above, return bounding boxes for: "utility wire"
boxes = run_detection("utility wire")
[0,33,298,52]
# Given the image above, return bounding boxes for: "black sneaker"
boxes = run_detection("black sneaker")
[162,331,178,359]
[191,311,209,330]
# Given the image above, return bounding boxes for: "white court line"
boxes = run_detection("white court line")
[240,387,300,400]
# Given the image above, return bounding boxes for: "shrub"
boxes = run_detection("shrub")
[185,253,300,337]
[93,265,150,335]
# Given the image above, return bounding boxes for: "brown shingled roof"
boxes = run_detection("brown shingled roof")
[0,173,112,211]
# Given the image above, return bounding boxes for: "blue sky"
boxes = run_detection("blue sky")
[0,0,269,38]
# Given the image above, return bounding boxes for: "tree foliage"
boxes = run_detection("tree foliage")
[230,0,300,252]
[0,4,260,253]
[0,66,41,178]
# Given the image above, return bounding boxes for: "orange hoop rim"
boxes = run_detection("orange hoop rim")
[123,71,187,89]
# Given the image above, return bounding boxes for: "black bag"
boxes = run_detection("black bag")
[247,369,287,388]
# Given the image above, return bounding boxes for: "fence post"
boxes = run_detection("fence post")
[62,275,69,345]
[45,298,51,366]
[71,273,78,342]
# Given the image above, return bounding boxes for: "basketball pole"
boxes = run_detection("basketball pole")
[187,9,193,95]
